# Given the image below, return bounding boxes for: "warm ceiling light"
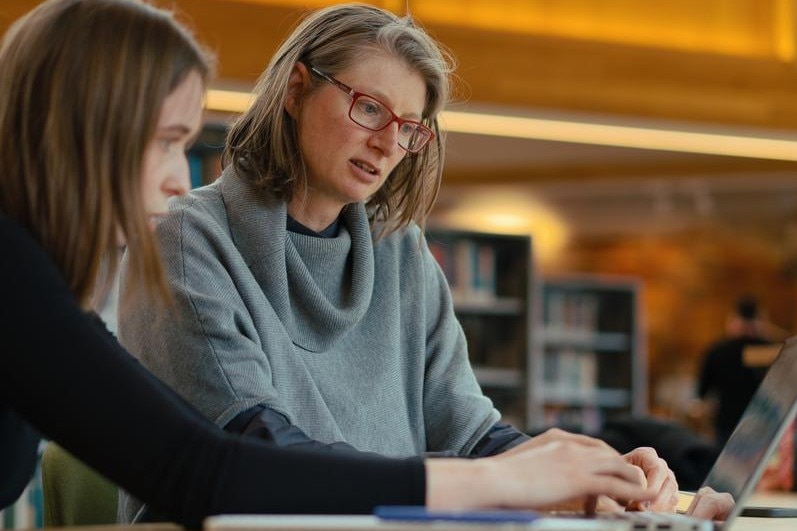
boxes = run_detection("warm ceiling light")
[434,189,569,265]
[205,88,797,161]
[206,89,255,114]
[439,111,797,162]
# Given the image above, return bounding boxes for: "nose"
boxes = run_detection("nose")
[368,120,401,157]
[163,178,188,198]
[163,157,191,198]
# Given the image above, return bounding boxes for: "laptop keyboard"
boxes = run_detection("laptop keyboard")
[600,511,713,531]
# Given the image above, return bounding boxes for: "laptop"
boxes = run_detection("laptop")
[205,337,797,531]
[674,335,797,529]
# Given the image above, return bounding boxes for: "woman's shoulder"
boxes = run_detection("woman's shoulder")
[0,214,61,277]
[0,214,79,349]
[373,219,424,243]
[159,178,232,240]
[372,221,433,265]
[166,167,281,236]
[0,212,32,248]
[169,178,224,217]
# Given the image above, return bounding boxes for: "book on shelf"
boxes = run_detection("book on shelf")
[429,239,496,303]
[543,348,597,395]
[0,448,43,530]
[427,229,532,429]
[544,405,604,434]
[544,291,599,336]
[187,149,223,189]
[533,276,643,432]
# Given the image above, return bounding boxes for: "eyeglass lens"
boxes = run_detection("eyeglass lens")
[350,95,431,153]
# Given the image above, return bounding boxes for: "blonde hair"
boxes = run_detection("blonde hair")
[0,0,212,306]
[224,3,453,236]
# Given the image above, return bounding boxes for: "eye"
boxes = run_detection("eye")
[357,98,383,116]
[152,126,195,155]
[399,122,417,136]
[159,138,176,152]
[159,135,192,154]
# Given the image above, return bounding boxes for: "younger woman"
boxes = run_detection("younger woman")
[0,1,656,527]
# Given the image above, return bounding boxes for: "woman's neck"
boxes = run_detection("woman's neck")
[286,195,345,233]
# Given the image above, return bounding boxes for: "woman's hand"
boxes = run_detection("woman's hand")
[500,428,612,456]
[500,429,678,512]
[686,487,735,521]
[622,447,679,512]
[425,439,656,512]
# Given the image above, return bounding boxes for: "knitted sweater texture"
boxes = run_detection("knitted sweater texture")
[119,167,498,457]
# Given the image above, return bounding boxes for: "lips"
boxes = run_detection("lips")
[351,158,380,177]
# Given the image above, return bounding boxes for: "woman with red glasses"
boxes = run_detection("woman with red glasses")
[1,0,664,527]
[118,3,677,522]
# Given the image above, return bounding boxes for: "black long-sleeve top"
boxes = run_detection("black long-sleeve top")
[697,336,769,445]
[0,213,424,528]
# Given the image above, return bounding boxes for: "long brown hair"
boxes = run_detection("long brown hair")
[0,0,212,306]
[224,3,453,236]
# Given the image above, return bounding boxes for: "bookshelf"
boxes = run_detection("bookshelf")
[187,123,226,188]
[531,275,647,433]
[0,443,44,529]
[426,229,534,430]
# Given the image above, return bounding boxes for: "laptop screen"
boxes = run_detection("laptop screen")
[700,337,797,521]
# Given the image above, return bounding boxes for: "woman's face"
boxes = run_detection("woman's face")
[140,70,204,228]
[286,51,427,228]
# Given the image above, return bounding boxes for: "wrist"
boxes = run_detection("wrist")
[424,457,499,510]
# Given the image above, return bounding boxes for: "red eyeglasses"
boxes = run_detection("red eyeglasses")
[309,65,434,153]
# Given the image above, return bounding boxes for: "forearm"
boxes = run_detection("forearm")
[425,458,497,510]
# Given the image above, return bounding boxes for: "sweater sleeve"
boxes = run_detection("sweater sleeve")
[228,405,375,454]
[469,422,530,457]
[0,216,424,528]
[118,197,287,427]
[416,232,501,454]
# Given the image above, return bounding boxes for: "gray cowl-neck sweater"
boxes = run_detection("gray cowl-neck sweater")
[119,166,498,459]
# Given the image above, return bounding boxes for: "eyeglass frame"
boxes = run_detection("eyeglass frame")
[307,65,435,153]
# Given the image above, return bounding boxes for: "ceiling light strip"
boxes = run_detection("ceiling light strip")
[440,111,797,162]
[206,89,797,161]
[206,89,255,114]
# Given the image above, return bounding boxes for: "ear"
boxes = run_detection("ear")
[284,62,311,119]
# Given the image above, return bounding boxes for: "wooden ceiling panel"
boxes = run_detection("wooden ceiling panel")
[434,23,797,130]
[5,1,797,130]
[232,0,795,60]
[6,0,797,186]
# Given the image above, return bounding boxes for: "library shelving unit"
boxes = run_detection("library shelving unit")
[426,229,534,430]
[530,275,647,433]
[0,446,43,529]
[187,123,226,188]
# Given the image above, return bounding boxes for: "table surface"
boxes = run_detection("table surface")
[36,492,797,531]
[730,492,797,530]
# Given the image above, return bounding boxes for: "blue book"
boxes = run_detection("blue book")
[374,505,539,523]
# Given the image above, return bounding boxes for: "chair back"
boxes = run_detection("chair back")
[41,443,118,526]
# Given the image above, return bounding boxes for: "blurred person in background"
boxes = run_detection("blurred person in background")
[697,296,786,446]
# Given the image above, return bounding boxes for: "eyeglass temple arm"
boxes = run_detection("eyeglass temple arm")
[308,65,355,98]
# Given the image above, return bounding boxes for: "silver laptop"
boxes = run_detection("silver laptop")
[681,335,797,529]
[205,337,797,531]
[576,335,797,531]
